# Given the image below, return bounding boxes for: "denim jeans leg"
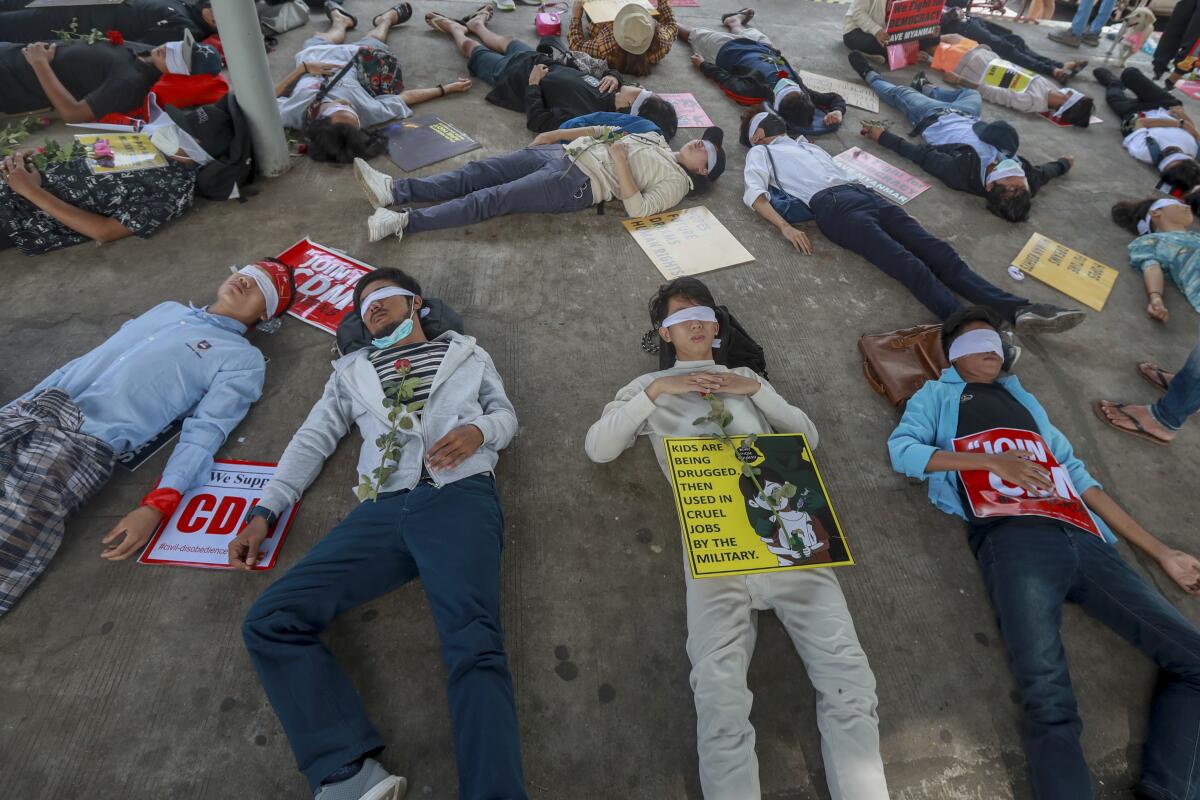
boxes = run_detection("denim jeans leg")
[925,85,967,103]
[1151,337,1200,430]
[867,73,946,126]
[1086,0,1118,35]
[948,88,983,117]
[976,524,1093,800]
[1070,0,1098,36]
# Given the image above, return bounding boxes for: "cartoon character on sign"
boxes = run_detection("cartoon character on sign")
[740,467,831,565]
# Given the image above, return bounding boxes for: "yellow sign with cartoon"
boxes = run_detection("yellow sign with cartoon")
[664,433,855,578]
[983,59,1035,93]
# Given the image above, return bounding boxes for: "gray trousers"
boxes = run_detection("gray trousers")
[393,144,594,234]
[688,25,772,64]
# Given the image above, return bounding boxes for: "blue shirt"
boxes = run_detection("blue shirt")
[887,367,1114,543]
[1128,230,1200,314]
[562,111,662,135]
[11,302,265,493]
[922,113,999,186]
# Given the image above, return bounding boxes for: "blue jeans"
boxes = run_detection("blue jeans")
[1152,337,1200,430]
[466,38,534,86]
[867,72,981,127]
[242,475,528,799]
[977,522,1200,800]
[1070,0,1117,36]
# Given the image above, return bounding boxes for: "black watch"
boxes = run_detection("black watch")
[245,505,278,528]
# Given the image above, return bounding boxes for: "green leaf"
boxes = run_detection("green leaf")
[782,482,797,498]
[692,416,710,426]
[721,412,733,428]
[398,416,413,430]
[406,401,424,412]
[752,467,761,475]
[741,464,753,477]
[743,434,757,447]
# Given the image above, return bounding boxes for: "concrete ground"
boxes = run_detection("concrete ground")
[2,1,1200,797]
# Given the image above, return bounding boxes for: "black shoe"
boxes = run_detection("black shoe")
[1002,340,1022,372]
[1153,65,1167,80]
[1092,66,1116,87]
[910,70,932,94]
[848,51,873,82]
[1014,303,1087,334]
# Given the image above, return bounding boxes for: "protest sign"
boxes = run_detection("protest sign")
[834,147,930,205]
[952,427,1102,537]
[982,59,1035,93]
[1010,233,1118,311]
[385,115,480,172]
[665,433,854,579]
[139,460,300,570]
[1175,80,1200,101]
[275,238,377,335]
[660,93,713,128]
[623,206,754,279]
[74,133,167,174]
[116,419,183,473]
[584,0,656,23]
[797,70,879,112]
[886,0,943,43]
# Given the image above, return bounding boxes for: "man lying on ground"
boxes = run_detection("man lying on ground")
[1094,339,1200,446]
[584,276,891,800]
[425,6,679,138]
[889,305,1200,800]
[741,111,1083,343]
[0,0,216,46]
[0,29,221,122]
[682,8,846,138]
[939,5,1087,84]
[231,267,526,800]
[850,51,1072,222]
[353,124,725,242]
[276,3,473,164]
[0,260,293,617]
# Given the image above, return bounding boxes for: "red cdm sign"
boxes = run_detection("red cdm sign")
[275,238,378,335]
[952,427,1102,537]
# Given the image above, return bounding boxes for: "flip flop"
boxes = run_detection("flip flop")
[1091,401,1170,446]
[721,8,754,24]
[459,4,494,25]
[324,1,357,29]
[425,10,457,32]
[1137,361,1174,393]
[373,2,412,27]
[1066,60,1088,78]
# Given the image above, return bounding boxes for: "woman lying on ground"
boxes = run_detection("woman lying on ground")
[352,125,725,243]
[1096,66,1200,193]
[1112,195,1200,323]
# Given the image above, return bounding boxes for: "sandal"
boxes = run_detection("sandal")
[721,7,754,24]
[1066,59,1088,78]
[1137,361,1174,393]
[1091,401,1171,446]
[373,2,412,27]
[460,3,495,25]
[324,0,357,29]
[425,10,457,32]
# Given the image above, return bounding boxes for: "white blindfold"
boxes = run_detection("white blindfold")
[1138,198,1187,235]
[232,265,279,318]
[948,329,1004,362]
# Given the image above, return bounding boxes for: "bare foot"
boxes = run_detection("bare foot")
[1096,401,1176,443]
[425,11,461,34]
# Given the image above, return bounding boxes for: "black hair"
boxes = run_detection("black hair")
[1162,157,1200,192]
[738,109,786,147]
[648,277,717,327]
[301,118,387,164]
[684,167,714,198]
[1110,197,1157,234]
[776,92,815,132]
[940,306,1005,360]
[1059,95,1094,128]
[637,95,678,141]
[353,267,423,315]
[985,184,1032,222]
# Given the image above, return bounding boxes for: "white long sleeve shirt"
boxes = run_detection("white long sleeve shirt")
[276,42,412,129]
[741,136,857,208]
[843,0,886,35]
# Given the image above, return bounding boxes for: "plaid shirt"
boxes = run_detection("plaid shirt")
[568,0,678,69]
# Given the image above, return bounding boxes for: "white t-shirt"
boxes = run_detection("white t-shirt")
[275,42,411,129]
[1123,108,1199,165]
[742,136,857,207]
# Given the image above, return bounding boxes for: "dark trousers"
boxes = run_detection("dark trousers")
[842,28,938,56]
[959,17,1062,77]
[812,184,1027,321]
[1154,0,1200,73]
[242,475,528,799]
[1104,67,1182,120]
[977,522,1200,800]
[394,144,594,234]
[0,4,191,45]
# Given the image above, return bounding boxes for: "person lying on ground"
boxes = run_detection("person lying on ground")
[742,110,1084,343]
[1094,340,1200,445]
[843,0,939,59]
[940,6,1086,83]
[0,260,293,617]
[353,124,724,242]
[1110,196,1200,323]
[567,0,677,76]
[583,276,891,800]
[682,9,846,138]
[275,3,473,164]
[850,52,1072,222]
[0,28,221,122]
[1095,67,1200,193]
[913,35,1094,125]
[425,7,678,138]
[889,304,1200,800]
[0,95,238,256]
[0,0,215,46]
[230,267,525,800]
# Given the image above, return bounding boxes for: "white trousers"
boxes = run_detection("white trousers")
[684,566,889,799]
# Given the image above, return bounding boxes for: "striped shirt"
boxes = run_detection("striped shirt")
[368,340,449,418]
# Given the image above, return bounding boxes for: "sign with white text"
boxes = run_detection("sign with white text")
[834,147,930,205]
[275,238,377,335]
[886,0,943,42]
[797,70,879,112]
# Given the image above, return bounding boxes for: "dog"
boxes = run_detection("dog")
[1118,7,1157,67]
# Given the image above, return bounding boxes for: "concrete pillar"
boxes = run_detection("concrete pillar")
[209,0,291,177]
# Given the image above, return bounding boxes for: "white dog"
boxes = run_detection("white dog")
[1118,7,1158,67]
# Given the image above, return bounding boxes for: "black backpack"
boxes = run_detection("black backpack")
[195,94,255,201]
[335,297,465,356]
[641,305,769,379]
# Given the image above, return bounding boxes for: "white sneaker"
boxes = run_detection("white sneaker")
[367,207,408,242]
[313,758,407,800]
[354,157,394,209]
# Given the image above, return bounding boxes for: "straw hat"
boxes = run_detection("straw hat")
[613,3,655,55]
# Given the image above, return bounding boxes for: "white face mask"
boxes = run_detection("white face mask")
[150,124,181,159]
[319,101,359,123]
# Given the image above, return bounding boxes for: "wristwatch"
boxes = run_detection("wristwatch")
[244,505,278,528]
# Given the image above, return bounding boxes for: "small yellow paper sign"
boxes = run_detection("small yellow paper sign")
[1010,233,1119,311]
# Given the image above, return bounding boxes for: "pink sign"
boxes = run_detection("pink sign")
[660,93,713,128]
[833,147,930,205]
[1175,80,1200,101]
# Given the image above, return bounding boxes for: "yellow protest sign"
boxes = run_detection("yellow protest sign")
[623,206,754,279]
[74,133,167,175]
[983,59,1035,93]
[664,433,854,579]
[1011,233,1119,311]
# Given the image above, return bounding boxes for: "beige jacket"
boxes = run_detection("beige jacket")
[844,0,886,35]
[565,127,692,218]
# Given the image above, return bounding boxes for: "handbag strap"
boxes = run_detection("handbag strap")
[304,59,356,121]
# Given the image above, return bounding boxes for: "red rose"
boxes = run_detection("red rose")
[36,146,45,154]
[297,143,308,154]
[106,30,124,45]
[395,358,412,372]
[36,117,52,128]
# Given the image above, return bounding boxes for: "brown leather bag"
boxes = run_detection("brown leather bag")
[858,324,949,406]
